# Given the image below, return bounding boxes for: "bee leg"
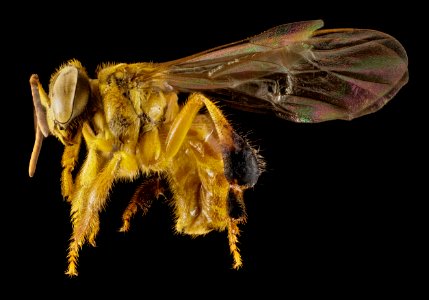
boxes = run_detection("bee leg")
[165,94,204,159]
[65,120,118,276]
[60,132,82,201]
[228,184,247,223]
[119,177,165,232]
[226,184,248,268]
[193,93,262,188]
[65,152,121,276]
[65,147,102,276]
[167,93,261,186]
[228,218,242,269]
[81,122,118,245]
[196,93,265,268]
[82,121,114,153]
[166,93,262,268]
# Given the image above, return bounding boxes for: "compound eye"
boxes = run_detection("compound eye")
[51,65,90,126]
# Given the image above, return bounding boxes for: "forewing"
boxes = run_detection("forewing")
[181,19,324,65]
[163,22,408,122]
[164,20,323,90]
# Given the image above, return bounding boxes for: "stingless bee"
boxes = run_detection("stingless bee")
[28,20,408,276]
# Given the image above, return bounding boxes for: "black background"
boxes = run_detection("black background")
[4,1,423,296]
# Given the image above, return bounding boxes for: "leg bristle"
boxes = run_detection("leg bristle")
[228,219,243,269]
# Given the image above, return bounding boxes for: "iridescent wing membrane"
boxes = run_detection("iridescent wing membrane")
[162,20,408,122]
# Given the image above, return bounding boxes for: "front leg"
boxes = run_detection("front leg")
[66,151,121,276]
[65,117,120,276]
[61,131,82,200]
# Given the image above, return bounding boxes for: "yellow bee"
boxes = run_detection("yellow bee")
[28,20,408,276]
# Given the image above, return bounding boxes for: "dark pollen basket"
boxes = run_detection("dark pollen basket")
[222,131,261,188]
